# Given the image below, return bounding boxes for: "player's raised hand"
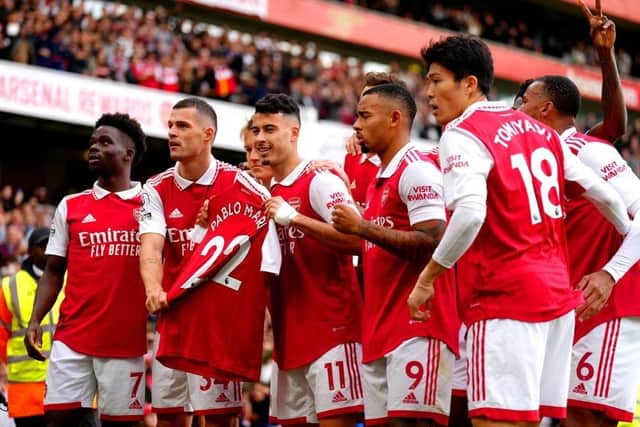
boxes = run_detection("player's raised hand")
[576,270,614,321]
[145,288,168,313]
[196,199,209,228]
[407,271,434,321]
[579,0,615,49]
[24,322,47,361]
[331,204,362,235]
[306,160,351,189]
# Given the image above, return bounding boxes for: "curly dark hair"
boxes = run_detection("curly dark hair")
[95,113,147,166]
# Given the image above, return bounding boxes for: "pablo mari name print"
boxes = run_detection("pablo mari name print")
[209,201,268,231]
[78,228,140,257]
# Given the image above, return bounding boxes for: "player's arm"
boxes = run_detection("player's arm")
[580,0,627,141]
[264,172,361,254]
[138,185,168,313]
[563,142,629,235]
[333,161,446,262]
[572,142,640,320]
[25,198,68,360]
[408,129,492,320]
[26,255,66,361]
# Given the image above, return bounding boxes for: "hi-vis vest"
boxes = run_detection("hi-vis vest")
[1,270,59,383]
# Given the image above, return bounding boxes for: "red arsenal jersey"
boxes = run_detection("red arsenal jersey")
[140,157,239,292]
[443,102,581,324]
[362,144,459,363]
[46,183,147,357]
[270,161,363,370]
[562,128,640,340]
[156,177,280,381]
[344,153,380,210]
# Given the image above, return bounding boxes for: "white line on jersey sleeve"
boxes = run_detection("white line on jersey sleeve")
[398,160,447,225]
[139,183,166,236]
[45,197,69,258]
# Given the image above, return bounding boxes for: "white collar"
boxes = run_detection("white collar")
[174,155,217,190]
[271,159,311,187]
[445,100,511,131]
[92,181,141,200]
[377,143,414,179]
[361,153,381,166]
[559,126,577,142]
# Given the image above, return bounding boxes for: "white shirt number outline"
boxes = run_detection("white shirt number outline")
[181,234,251,291]
[510,147,563,225]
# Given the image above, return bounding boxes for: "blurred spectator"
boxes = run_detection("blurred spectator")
[0,0,636,169]
[344,0,640,78]
[0,185,54,277]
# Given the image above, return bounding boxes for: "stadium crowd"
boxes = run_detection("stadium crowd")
[1,2,640,427]
[1,0,638,140]
[343,0,640,78]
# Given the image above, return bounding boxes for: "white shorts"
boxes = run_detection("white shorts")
[151,333,242,415]
[270,342,364,424]
[362,337,454,426]
[452,325,468,397]
[467,311,575,422]
[568,317,640,422]
[44,340,145,422]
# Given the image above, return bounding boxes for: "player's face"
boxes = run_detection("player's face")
[515,81,551,123]
[425,63,469,127]
[167,107,214,162]
[250,113,299,168]
[353,93,390,154]
[244,130,272,184]
[87,126,134,175]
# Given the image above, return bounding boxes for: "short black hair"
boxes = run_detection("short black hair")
[421,35,494,96]
[254,94,301,125]
[364,72,404,88]
[362,83,417,128]
[514,79,535,104]
[536,75,581,118]
[95,113,147,165]
[173,97,218,129]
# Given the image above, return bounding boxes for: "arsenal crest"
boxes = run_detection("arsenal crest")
[381,186,390,206]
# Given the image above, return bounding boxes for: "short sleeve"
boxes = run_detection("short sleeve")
[577,142,640,216]
[439,128,493,211]
[561,142,602,198]
[45,198,69,258]
[260,220,282,275]
[309,171,359,223]
[139,183,166,236]
[398,161,446,225]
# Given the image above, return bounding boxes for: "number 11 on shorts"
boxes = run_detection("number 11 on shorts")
[324,361,346,391]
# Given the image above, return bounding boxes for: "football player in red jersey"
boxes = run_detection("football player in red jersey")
[409,35,630,427]
[25,113,148,427]
[333,83,459,427]
[343,72,404,210]
[255,94,365,426]
[515,3,640,426]
[140,98,252,427]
